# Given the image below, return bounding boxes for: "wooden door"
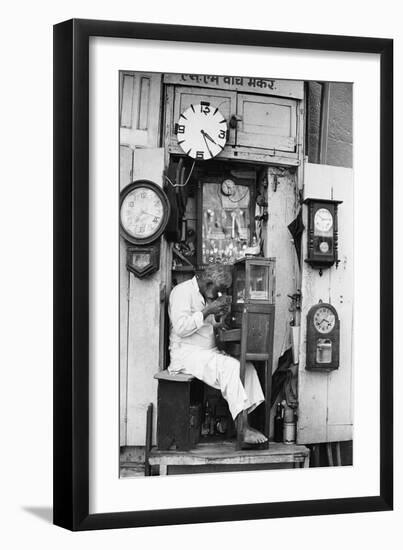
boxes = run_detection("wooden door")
[236,94,297,151]
[297,163,353,444]
[119,72,163,447]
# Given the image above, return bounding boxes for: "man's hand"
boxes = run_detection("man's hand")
[202,297,230,319]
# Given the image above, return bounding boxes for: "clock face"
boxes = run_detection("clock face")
[176,103,227,160]
[221,179,236,196]
[319,241,330,253]
[120,184,165,242]
[314,208,333,233]
[313,306,336,334]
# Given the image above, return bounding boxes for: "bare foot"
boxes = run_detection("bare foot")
[242,426,268,445]
[249,426,268,438]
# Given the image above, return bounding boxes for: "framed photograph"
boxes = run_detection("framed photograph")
[53,19,393,530]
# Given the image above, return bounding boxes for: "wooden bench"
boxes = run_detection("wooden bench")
[148,439,310,475]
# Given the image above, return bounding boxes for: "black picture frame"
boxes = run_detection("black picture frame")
[53,18,393,531]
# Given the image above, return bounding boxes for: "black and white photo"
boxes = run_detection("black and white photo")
[119,71,354,477]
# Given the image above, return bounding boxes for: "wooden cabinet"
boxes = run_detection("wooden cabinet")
[167,84,300,163]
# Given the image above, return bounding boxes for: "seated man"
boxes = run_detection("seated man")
[168,264,267,447]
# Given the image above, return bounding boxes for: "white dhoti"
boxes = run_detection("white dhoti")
[167,277,265,420]
[169,345,265,420]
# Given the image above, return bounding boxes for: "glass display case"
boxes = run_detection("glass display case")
[198,181,255,266]
[217,256,276,449]
[232,257,276,305]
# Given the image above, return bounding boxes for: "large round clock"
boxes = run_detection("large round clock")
[176,102,227,160]
[120,180,170,245]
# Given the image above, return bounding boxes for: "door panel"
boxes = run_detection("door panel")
[297,163,353,444]
[237,94,297,151]
[119,72,163,446]
[119,72,162,148]
[125,148,165,446]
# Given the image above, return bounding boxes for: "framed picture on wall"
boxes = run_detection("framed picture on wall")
[53,19,393,530]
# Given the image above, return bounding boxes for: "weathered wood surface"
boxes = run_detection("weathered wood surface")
[119,146,133,445]
[149,440,310,470]
[163,73,304,99]
[237,94,297,151]
[119,71,164,446]
[297,163,354,444]
[120,72,162,148]
[266,167,300,366]
[125,149,165,447]
[154,371,195,382]
[266,167,300,435]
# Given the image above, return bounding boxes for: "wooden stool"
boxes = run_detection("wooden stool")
[154,371,203,451]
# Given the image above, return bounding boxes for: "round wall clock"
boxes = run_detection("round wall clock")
[176,102,227,160]
[221,178,236,196]
[120,180,170,245]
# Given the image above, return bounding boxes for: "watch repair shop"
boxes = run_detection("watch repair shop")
[119,72,353,473]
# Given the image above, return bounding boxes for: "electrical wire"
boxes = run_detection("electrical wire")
[218,184,249,203]
[165,160,196,188]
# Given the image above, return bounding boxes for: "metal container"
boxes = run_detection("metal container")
[283,421,296,444]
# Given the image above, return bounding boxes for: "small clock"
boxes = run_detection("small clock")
[306,302,340,371]
[313,305,336,334]
[221,179,236,196]
[175,102,227,160]
[304,198,343,273]
[120,180,170,245]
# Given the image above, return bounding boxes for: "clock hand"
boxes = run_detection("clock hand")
[201,133,214,158]
[141,210,159,218]
[201,129,218,145]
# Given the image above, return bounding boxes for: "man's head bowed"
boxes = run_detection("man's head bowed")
[198,264,232,294]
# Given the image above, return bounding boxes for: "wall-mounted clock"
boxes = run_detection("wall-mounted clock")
[120,180,170,278]
[120,180,170,245]
[306,302,340,371]
[304,198,343,273]
[221,178,236,196]
[175,102,227,160]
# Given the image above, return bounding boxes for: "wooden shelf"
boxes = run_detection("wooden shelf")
[172,265,195,272]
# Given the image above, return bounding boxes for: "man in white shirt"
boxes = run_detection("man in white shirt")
[168,264,267,447]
